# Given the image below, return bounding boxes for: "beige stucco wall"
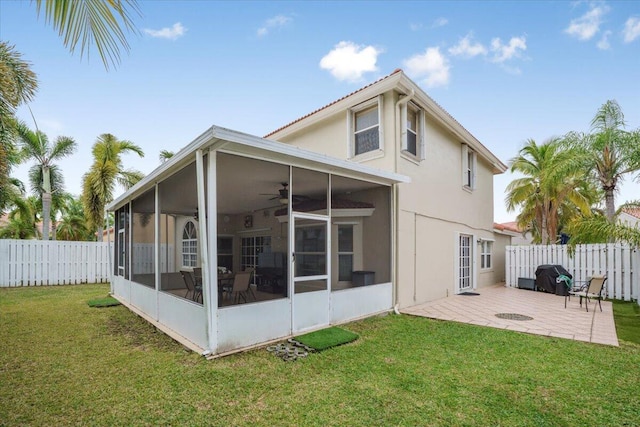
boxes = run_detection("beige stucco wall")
[275,93,397,172]
[273,86,504,308]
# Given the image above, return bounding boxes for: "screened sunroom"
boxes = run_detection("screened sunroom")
[108,126,407,355]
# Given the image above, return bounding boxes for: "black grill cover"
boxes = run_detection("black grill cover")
[535,265,572,295]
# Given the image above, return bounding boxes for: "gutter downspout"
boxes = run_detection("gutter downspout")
[393,89,415,313]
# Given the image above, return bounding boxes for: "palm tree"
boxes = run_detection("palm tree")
[565,100,640,222]
[506,138,596,244]
[16,123,76,240]
[0,42,38,213]
[0,195,40,239]
[32,0,141,71]
[159,150,174,163]
[82,133,144,240]
[566,200,640,247]
[56,195,93,241]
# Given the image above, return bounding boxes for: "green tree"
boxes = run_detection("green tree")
[0,42,38,213]
[0,195,40,239]
[82,133,143,240]
[159,149,174,163]
[33,0,141,71]
[56,194,93,241]
[506,138,596,244]
[566,100,640,222]
[17,123,76,240]
[566,200,640,247]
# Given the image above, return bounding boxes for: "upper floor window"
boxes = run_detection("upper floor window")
[182,220,197,268]
[462,144,477,190]
[350,96,384,159]
[480,240,493,270]
[402,103,425,160]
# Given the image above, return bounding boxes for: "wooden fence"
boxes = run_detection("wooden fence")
[0,240,111,287]
[505,244,639,301]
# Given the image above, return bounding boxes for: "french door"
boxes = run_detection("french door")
[458,234,473,292]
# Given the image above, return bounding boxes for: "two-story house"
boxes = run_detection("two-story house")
[106,69,506,355]
[267,69,507,307]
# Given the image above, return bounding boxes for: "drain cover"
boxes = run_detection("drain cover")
[495,313,533,321]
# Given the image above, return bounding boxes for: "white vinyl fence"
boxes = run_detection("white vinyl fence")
[0,239,111,287]
[506,244,639,301]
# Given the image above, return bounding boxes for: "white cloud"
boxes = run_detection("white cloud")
[490,36,527,63]
[403,47,450,88]
[565,4,609,40]
[623,17,640,43]
[431,17,449,28]
[410,23,423,31]
[597,30,612,49]
[257,14,292,37]
[319,41,382,82]
[143,22,186,40]
[448,33,487,58]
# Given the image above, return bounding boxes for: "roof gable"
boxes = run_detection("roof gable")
[265,69,507,173]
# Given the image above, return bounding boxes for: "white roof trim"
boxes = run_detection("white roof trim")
[107,125,409,211]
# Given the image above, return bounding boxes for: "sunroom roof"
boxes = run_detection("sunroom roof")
[107,125,409,211]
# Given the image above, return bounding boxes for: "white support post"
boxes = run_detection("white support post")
[196,149,214,354]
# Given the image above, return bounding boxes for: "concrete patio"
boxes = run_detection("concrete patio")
[401,284,619,346]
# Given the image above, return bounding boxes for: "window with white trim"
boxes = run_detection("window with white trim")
[350,96,383,158]
[480,240,492,270]
[402,103,425,159]
[462,144,477,190]
[182,220,197,268]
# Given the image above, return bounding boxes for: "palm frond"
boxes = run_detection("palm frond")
[33,0,141,71]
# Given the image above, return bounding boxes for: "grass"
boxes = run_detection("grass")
[295,326,359,350]
[87,296,121,307]
[1,284,639,426]
[613,299,640,345]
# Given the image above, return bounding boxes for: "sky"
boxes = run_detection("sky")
[1,0,639,223]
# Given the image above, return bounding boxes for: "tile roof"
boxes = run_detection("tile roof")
[275,198,374,216]
[264,69,403,138]
[622,207,640,219]
[494,221,522,233]
[263,68,507,172]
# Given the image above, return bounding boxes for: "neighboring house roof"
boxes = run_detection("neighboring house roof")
[265,69,507,174]
[621,207,640,219]
[493,221,522,234]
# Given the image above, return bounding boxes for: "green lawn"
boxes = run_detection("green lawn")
[1,284,639,426]
[613,299,640,345]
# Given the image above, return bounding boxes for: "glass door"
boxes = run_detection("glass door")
[458,234,472,292]
[291,214,330,332]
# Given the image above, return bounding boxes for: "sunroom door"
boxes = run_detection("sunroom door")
[292,214,330,332]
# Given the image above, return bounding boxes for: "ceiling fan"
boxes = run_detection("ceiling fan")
[260,182,308,205]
